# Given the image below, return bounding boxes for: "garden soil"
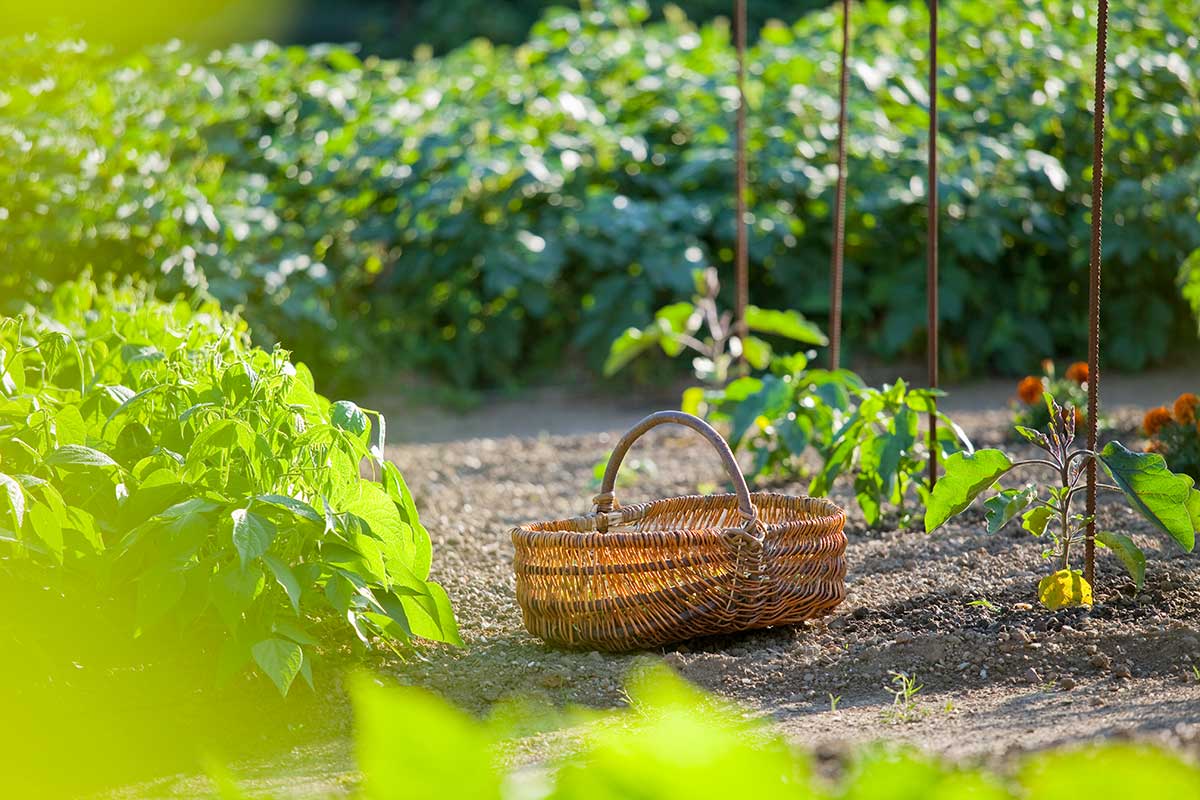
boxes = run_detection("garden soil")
[101,371,1200,798]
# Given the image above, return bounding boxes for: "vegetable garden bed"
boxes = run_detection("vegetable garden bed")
[89,396,1200,797]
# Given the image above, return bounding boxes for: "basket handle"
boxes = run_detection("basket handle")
[592,410,760,542]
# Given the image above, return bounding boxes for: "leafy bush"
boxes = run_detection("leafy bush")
[336,664,1200,799]
[281,0,831,58]
[925,394,1200,607]
[4,0,1199,389]
[0,278,459,695]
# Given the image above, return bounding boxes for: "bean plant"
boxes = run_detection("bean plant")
[0,278,459,695]
[926,394,1200,608]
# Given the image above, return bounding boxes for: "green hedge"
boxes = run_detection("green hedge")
[4,0,1199,389]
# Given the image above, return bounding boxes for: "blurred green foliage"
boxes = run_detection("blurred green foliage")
[3,0,1199,391]
[340,664,1200,799]
[0,277,458,702]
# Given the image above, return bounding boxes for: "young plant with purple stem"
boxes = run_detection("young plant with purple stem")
[925,395,1200,608]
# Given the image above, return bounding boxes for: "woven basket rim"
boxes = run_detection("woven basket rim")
[512,490,844,540]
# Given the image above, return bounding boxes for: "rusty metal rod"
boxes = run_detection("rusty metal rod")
[926,0,939,488]
[829,0,851,369]
[734,0,749,350]
[1085,0,1109,587]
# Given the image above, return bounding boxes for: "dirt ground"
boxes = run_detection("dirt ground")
[102,370,1200,798]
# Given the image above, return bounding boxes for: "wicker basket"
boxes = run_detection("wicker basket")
[511,411,847,650]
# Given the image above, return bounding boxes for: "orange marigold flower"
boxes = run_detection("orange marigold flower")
[1017,376,1044,405]
[1143,407,1173,437]
[1065,362,1089,384]
[1173,392,1199,425]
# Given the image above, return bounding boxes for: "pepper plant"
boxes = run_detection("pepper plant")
[925,395,1200,607]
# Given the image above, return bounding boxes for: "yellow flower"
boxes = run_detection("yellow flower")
[1017,376,1043,405]
[1037,569,1093,610]
[1173,393,1199,425]
[1142,407,1172,437]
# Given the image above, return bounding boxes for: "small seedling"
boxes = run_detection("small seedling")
[604,267,826,387]
[926,393,1200,608]
[968,598,1000,613]
[828,693,842,712]
[881,671,925,724]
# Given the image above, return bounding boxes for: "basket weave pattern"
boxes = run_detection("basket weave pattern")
[512,412,847,650]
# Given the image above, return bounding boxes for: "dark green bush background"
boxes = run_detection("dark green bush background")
[4,0,1199,390]
[277,0,829,58]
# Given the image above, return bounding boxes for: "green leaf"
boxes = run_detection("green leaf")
[653,302,695,334]
[1013,425,1050,448]
[1098,442,1199,552]
[263,552,303,615]
[136,567,186,631]
[213,564,264,630]
[256,494,323,523]
[45,444,118,469]
[0,473,24,533]
[350,675,501,800]
[924,449,1013,532]
[393,579,463,647]
[680,386,705,417]
[231,508,276,567]
[778,414,812,458]
[743,306,828,345]
[28,502,63,560]
[186,419,255,467]
[983,487,1036,534]
[251,638,304,696]
[1095,531,1146,590]
[1022,506,1054,537]
[1021,743,1200,799]
[53,405,87,446]
[121,343,164,364]
[603,326,659,376]
[741,336,772,370]
[338,480,414,574]
[331,400,369,439]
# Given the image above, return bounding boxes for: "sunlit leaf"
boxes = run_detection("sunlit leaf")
[1098,442,1199,552]
[924,450,1013,532]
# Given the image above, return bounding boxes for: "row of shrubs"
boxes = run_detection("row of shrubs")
[0,278,458,697]
[4,0,1200,391]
